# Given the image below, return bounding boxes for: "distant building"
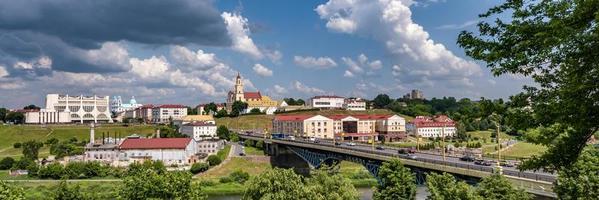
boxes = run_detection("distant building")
[272,115,334,139]
[226,73,280,114]
[343,98,367,111]
[180,122,217,141]
[110,96,142,113]
[309,95,345,109]
[119,137,199,166]
[407,115,455,138]
[196,103,226,115]
[174,115,215,127]
[134,104,154,123]
[25,94,113,124]
[403,89,424,100]
[151,105,188,124]
[197,140,225,156]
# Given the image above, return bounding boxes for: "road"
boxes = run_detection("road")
[239,133,556,183]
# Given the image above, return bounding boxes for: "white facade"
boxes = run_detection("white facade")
[151,105,188,124]
[343,98,366,111]
[413,126,455,138]
[197,140,224,155]
[119,139,198,166]
[180,122,217,141]
[309,96,345,109]
[45,94,113,123]
[110,96,142,113]
[24,110,71,124]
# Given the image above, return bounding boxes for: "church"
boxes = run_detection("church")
[226,73,280,114]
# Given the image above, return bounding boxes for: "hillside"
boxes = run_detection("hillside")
[0,124,156,159]
[215,109,413,131]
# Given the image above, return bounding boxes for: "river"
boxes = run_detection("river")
[208,186,430,200]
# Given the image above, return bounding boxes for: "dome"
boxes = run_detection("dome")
[130,96,137,104]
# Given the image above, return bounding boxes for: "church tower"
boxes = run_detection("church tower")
[234,72,244,101]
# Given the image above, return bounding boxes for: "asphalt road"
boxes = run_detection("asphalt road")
[239,133,557,183]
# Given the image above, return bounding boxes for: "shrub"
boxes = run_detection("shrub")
[219,176,233,183]
[198,180,217,186]
[13,158,34,170]
[229,170,250,184]
[255,140,264,150]
[39,163,65,179]
[64,162,87,179]
[0,157,15,170]
[190,162,210,174]
[13,142,21,148]
[45,138,59,145]
[207,155,222,166]
[244,140,255,147]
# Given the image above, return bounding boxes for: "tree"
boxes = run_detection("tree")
[203,102,218,115]
[217,125,230,140]
[243,168,311,200]
[229,170,250,184]
[249,108,262,114]
[296,99,305,106]
[0,180,25,200]
[207,155,221,166]
[372,94,392,109]
[476,174,531,200]
[0,108,7,122]
[554,147,599,199]
[190,162,210,174]
[23,105,40,110]
[457,0,599,171]
[283,98,297,105]
[5,112,24,124]
[0,157,15,170]
[13,158,33,170]
[426,173,481,200]
[22,140,43,160]
[373,159,416,200]
[187,106,197,115]
[121,165,206,200]
[456,121,468,141]
[53,180,86,200]
[307,168,359,200]
[215,109,228,118]
[230,101,248,117]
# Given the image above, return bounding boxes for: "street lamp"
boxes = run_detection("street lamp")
[490,113,503,175]
[442,123,446,161]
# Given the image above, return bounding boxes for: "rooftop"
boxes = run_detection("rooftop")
[312,95,345,99]
[119,138,192,149]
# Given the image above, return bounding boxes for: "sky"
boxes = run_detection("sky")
[0,0,534,109]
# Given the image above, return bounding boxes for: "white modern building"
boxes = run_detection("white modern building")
[110,96,142,113]
[119,138,199,166]
[343,98,367,111]
[151,105,188,124]
[25,94,113,123]
[309,95,345,109]
[180,122,217,141]
[407,115,456,138]
[24,109,71,124]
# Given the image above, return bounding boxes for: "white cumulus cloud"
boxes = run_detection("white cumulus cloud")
[293,80,325,95]
[129,56,169,79]
[294,56,337,69]
[252,63,273,77]
[170,45,219,70]
[222,12,263,59]
[0,65,9,77]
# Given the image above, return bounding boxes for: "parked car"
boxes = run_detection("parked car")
[500,161,515,167]
[239,152,246,156]
[375,146,384,150]
[398,148,408,154]
[460,155,476,162]
[400,154,417,160]
[288,136,296,140]
[334,142,341,146]
[346,142,356,146]
[474,159,485,165]
[482,160,494,166]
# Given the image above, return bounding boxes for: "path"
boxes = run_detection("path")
[193,143,237,178]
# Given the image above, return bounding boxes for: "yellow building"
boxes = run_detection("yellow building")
[226,73,281,114]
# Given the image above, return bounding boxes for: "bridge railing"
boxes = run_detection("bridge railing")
[239,134,556,183]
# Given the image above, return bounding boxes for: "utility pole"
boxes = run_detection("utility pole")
[491,113,503,175]
[442,123,446,161]
[372,132,375,150]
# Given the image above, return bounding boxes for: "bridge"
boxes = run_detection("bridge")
[239,134,557,199]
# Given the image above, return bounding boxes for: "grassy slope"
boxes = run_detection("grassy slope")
[0,125,156,159]
[499,142,547,158]
[243,146,265,156]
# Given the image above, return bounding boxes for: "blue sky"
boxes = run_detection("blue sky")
[0,0,532,108]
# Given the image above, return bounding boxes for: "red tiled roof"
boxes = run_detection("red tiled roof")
[16,109,40,113]
[274,115,314,121]
[157,104,186,108]
[411,115,455,128]
[184,122,216,126]
[326,114,391,120]
[244,92,262,99]
[119,138,192,149]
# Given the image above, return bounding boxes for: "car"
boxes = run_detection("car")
[482,160,494,166]
[406,154,418,160]
[474,159,485,165]
[288,136,296,140]
[398,148,408,154]
[500,161,515,167]
[239,152,246,156]
[334,142,341,146]
[346,142,356,146]
[460,155,476,162]
[238,141,245,145]
[407,148,416,154]
[375,146,384,150]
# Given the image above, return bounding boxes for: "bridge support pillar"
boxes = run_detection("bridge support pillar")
[269,143,311,176]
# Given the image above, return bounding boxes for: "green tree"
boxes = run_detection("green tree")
[476,174,531,200]
[283,98,297,105]
[207,155,221,166]
[215,109,228,118]
[5,112,24,124]
[554,147,599,199]
[53,180,86,200]
[373,94,392,109]
[307,169,359,200]
[38,162,65,179]
[190,162,210,174]
[243,168,311,200]
[0,107,8,122]
[22,140,43,160]
[249,108,262,114]
[457,0,599,171]
[230,101,249,117]
[229,170,250,184]
[456,121,468,140]
[0,157,15,170]
[12,158,33,170]
[0,180,25,200]
[120,166,206,200]
[216,125,230,140]
[23,105,40,110]
[426,173,481,200]
[296,99,305,106]
[203,102,218,115]
[373,159,416,200]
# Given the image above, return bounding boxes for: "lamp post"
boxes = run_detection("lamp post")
[442,123,446,161]
[491,113,503,175]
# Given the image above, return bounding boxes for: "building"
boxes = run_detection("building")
[180,122,217,141]
[173,115,215,127]
[403,89,424,100]
[343,98,367,111]
[309,95,345,109]
[110,96,142,113]
[151,105,188,124]
[226,73,280,114]
[25,94,113,124]
[197,140,225,155]
[408,115,456,138]
[272,114,407,142]
[119,137,198,166]
[196,103,226,115]
[134,104,154,123]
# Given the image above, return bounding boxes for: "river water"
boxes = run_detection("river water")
[208,186,429,200]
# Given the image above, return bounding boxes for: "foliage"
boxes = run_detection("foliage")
[0,180,25,200]
[426,173,481,200]
[5,112,24,124]
[13,142,21,148]
[187,106,198,115]
[229,170,250,184]
[190,162,210,174]
[0,157,15,170]
[243,168,311,200]
[215,109,228,118]
[476,174,531,200]
[249,108,263,114]
[255,140,264,150]
[554,147,599,199]
[158,125,185,138]
[230,101,249,117]
[23,105,40,110]
[307,168,359,200]
[38,163,65,179]
[127,160,166,175]
[0,107,7,122]
[230,132,240,142]
[21,140,43,160]
[203,102,218,115]
[372,94,392,109]
[12,158,33,170]
[207,155,222,166]
[457,0,599,171]
[373,159,416,200]
[244,140,255,147]
[50,141,83,159]
[217,125,230,140]
[120,164,207,200]
[53,180,86,200]
[45,138,59,145]
[283,98,306,106]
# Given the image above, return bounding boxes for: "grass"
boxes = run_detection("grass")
[0,124,157,159]
[467,130,514,141]
[198,157,271,181]
[497,142,547,158]
[10,180,122,200]
[216,145,231,161]
[243,146,265,156]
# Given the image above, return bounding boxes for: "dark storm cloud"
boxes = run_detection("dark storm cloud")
[0,0,231,73]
